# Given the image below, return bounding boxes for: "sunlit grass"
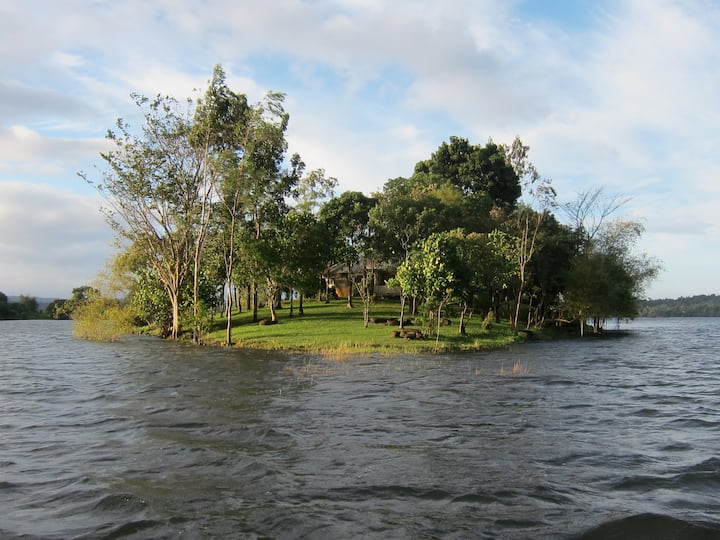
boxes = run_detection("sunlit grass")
[204,299,521,355]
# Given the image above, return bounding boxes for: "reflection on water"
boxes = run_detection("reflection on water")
[1,318,720,538]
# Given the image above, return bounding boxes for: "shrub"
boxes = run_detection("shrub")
[72,296,135,342]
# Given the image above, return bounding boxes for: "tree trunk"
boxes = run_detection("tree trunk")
[362,269,372,327]
[170,292,180,340]
[268,283,279,323]
[513,277,524,336]
[299,293,305,316]
[225,280,233,346]
[526,294,534,330]
[346,277,354,308]
[399,293,406,330]
[193,253,202,344]
[459,303,468,335]
[252,282,258,322]
[434,303,444,352]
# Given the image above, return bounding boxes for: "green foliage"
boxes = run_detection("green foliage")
[129,268,173,331]
[0,293,42,320]
[319,191,377,266]
[51,286,99,320]
[293,168,338,214]
[72,293,135,342]
[413,136,521,209]
[46,299,69,319]
[561,218,661,332]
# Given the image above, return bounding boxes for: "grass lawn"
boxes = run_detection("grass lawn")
[204,299,522,355]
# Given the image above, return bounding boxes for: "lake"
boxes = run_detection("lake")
[1,318,720,539]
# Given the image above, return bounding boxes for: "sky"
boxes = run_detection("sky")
[1,0,719,300]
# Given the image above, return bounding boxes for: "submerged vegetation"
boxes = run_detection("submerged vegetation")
[64,64,661,348]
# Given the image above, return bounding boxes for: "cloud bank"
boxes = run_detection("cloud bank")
[1,0,718,298]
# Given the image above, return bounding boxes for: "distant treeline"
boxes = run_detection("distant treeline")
[639,294,720,317]
[0,293,60,320]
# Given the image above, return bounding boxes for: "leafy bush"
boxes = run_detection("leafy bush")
[72,295,135,342]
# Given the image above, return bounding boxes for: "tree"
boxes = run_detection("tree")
[210,87,289,343]
[563,219,661,335]
[501,136,556,334]
[369,180,446,261]
[560,188,661,334]
[186,65,251,343]
[84,65,259,340]
[414,136,522,209]
[293,168,337,215]
[524,215,579,327]
[46,299,68,319]
[86,94,199,339]
[368,183,445,326]
[395,231,463,349]
[0,292,9,320]
[281,211,332,316]
[561,187,630,243]
[240,110,294,323]
[53,285,99,320]
[319,191,377,309]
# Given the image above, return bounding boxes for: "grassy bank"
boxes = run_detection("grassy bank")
[204,299,522,355]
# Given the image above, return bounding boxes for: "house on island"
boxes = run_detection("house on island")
[324,260,401,299]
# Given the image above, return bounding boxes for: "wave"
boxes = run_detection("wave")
[611,457,720,494]
[575,513,720,539]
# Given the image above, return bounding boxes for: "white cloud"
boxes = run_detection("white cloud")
[1,0,719,298]
[0,81,94,126]
[0,126,111,186]
[0,182,113,298]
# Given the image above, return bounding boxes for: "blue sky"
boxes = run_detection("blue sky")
[1,0,719,300]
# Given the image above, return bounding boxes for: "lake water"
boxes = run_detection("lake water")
[1,318,720,539]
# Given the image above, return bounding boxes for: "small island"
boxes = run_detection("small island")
[62,65,659,351]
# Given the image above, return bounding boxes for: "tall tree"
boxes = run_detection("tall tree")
[561,187,630,243]
[319,191,377,309]
[212,89,289,343]
[85,93,196,339]
[282,211,333,315]
[501,137,556,334]
[561,188,660,334]
[188,65,250,343]
[524,215,579,327]
[85,65,256,339]
[563,219,661,335]
[242,114,294,322]
[414,136,522,209]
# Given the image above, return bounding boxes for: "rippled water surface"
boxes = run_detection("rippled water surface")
[2,318,720,539]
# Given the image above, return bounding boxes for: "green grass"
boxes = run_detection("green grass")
[204,299,522,355]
